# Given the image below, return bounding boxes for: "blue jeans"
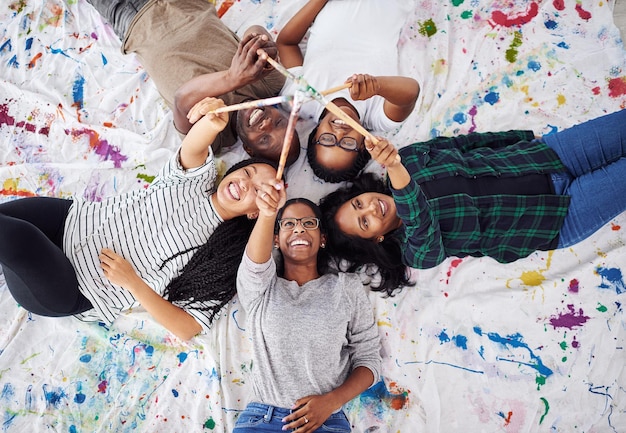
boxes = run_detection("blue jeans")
[232,402,351,433]
[541,109,626,248]
[85,0,150,39]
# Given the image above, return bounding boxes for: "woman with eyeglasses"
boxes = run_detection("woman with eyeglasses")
[319,109,626,295]
[276,0,420,183]
[0,98,281,341]
[234,187,381,433]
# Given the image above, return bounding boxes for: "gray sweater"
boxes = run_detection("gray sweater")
[236,252,382,408]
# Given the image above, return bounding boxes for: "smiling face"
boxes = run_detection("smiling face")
[213,162,278,219]
[334,192,402,240]
[275,202,326,266]
[236,106,300,166]
[313,107,365,173]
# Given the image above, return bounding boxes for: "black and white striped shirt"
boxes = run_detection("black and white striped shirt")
[64,149,222,331]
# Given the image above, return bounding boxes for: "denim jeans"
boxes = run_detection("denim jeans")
[232,402,351,433]
[85,0,150,39]
[541,109,626,248]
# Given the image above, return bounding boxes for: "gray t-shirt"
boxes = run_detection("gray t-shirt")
[236,253,381,408]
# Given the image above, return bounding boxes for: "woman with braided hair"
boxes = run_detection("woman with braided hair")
[0,98,279,341]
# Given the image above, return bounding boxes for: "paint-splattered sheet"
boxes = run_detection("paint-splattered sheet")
[1,0,625,431]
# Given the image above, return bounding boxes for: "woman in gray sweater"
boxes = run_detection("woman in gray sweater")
[235,190,382,432]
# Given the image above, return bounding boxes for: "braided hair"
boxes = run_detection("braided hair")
[318,172,414,296]
[162,157,278,325]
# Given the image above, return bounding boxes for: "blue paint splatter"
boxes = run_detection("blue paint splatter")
[485,91,500,105]
[545,20,557,30]
[528,60,541,72]
[0,39,12,54]
[1,383,15,401]
[8,55,19,68]
[172,389,179,397]
[502,75,514,88]
[453,112,468,124]
[79,354,92,363]
[453,335,468,350]
[72,74,85,110]
[69,425,78,433]
[101,53,108,66]
[43,384,67,409]
[25,37,33,51]
[557,41,569,49]
[437,330,450,344]
[596,267,625,294]
[177,352,188,364]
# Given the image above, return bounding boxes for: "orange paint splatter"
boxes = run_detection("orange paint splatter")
[217,0,235,18]
[611,223,621,231]
[28,52,42,69]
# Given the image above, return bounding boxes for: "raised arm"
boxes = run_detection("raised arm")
[178,98,228,170]
[347,74,420,122]
[173,27,279,134]
[245,181,287,264]
[276,0,329,68]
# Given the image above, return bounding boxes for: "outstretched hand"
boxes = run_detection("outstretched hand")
[364,136,401,168]
[346,73,380,101]
[186,97,229,128]
[282,394,337,433]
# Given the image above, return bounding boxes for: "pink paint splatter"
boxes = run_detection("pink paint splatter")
[568,279,579,294]
[97,380,108,393]
[571,336,579,349]
[608,77,626,97]
[492,2,539,27]
[549,304,590,329]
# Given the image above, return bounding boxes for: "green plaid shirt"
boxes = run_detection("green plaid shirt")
[393,131,571,269]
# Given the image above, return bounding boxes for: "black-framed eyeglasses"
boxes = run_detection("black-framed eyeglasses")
[315,133,359,152]
[278,217,320,231]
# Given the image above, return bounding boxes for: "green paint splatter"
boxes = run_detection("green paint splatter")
[597,303,608,312]
[418,18,437,38]
[539,397,550,424]
[536,375,546,390]
[461,10,473,19]
[505,31,523,63]
[561,356,567,362]
[137,173,155,183]
[452,0,464,6]
[204,417,216,429]
[559,341,567,350]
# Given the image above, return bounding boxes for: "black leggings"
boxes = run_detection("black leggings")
[0,197,92,316]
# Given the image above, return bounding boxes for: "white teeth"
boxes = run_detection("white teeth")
[331,119,347,125]
[249,109,263,127]
[228,182,240,200]
[379,199,386,216]
[290,239,309,247]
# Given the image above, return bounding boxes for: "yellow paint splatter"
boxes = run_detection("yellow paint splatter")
[432,58,447,75]
[557,94,566,106]
[520,270,545,286]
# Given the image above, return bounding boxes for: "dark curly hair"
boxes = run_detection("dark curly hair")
[306,124,371,183]
[162,157,279,325]
[318,173,413,296]
[273,198,332,277]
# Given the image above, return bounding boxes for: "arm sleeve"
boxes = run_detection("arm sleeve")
[345,275,382,386]
[236,251,277,312]
[415,130,535,152]
[151,146,217,188]
[391,178,447,269]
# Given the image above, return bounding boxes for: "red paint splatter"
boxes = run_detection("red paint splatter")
[611,223,621,231]
[568,279,579,294]
[216,0,235,18]
[503,411,513,426]
[0,103,16,127]
[553,0,565,11]
[592,86,601,95]
[97,380,108,393]
[575,4,592,21]
[28,52,42,69]
[549,304,590,329]
[492,2,539,27]
[445,258,464,284]
[608,77,626,97]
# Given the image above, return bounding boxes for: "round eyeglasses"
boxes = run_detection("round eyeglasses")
[315,132,360,152]
[278,217,320,231]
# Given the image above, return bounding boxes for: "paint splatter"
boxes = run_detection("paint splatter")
[484,90,499,105]
[67,128,128,168]
[72,73,85,110]
[608,77,626,98]
[574,4,592,21]
[418,19,437,38]
[568,279,579,293]
[549,304,590,329]
[596,266,625,294]
[492,2,539,27]
[358,380,410,411]
[204,417,216,429]
[539,397,550,424]
[506,31,523,63]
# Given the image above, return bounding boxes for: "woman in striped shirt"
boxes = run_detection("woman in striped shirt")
[319,109,626,295]
[0,98,279,340]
